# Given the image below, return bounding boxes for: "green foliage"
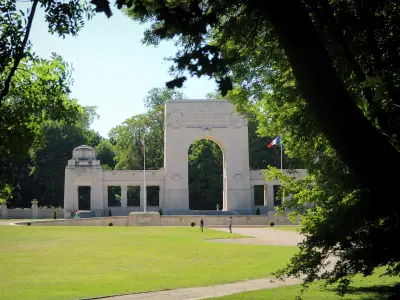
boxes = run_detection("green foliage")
[269,222,275,227]
[0,55,83,205]
[108,222,113,226]
[115,0,400,295]
[143,87,185,109]
[111,87,183,171]
[95,139,116,170]
[0,0,95,101]
[189,139,223,210]
[190,222,195,227]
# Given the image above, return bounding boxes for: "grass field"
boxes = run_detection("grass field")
[209,269,398,299]
[270,226,300,232]
[0,226,297,300]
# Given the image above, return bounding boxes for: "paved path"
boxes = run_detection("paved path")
[87,227,304,300]
[208,227,303,246]
[94,277,302,300]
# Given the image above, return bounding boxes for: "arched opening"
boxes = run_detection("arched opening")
[188,139,224,210]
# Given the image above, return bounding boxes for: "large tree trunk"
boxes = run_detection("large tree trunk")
[264,0,400,201]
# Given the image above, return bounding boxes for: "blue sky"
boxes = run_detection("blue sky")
[27,5,217,137]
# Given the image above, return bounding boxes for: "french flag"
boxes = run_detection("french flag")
[267,136,281,148]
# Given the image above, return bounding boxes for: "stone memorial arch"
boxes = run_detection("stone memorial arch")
[64,99,306,218]
[164,100,251,211]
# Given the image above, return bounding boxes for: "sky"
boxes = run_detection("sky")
[26,5,217,138]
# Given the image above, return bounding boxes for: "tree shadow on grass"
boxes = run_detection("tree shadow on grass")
[330,284,399,300]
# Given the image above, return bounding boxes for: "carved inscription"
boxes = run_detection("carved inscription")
[165,107,247,129]
[185,112,230,128]
[137,216,151,224]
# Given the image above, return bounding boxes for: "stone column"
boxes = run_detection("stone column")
[75,186,79,210]
[1,203,8,219]
[250,185,255,207]
[265,185,274,211]
[121,185,128,215]
[139,184,144,210]
[31,200,39,219]
[103,185,108,215]
[159,184,165,209]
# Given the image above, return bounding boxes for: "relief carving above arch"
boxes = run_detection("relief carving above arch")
[166,110,185,129]
[229,112,247,128]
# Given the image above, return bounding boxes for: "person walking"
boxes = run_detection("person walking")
[228,216,233,233]
[200,218,204,232]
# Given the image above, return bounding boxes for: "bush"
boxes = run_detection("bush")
[26,222,31,226]
[53,211,56,219]
[190,222,195,227]
[108,209,112,216]
[108,222,113,226]
[159,208,163,216]
[256,208,260,215]
[270,221,275,227]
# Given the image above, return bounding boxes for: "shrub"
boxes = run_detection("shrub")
[53,211,56,219]
[159,208,163,216]
[190,222,195,227]
[108,222,113,226]
[108,209,112,216]
[27,222,31,226]
[270,221,275,227]
[256,208,260,215]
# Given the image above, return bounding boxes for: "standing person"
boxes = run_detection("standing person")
[228,216,233,233]
[200,218,204,232]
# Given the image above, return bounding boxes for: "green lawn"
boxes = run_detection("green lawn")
[270,226,300,232]
[0,226,297,300]
[209,270,398,299]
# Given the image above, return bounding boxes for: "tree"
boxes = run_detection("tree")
[27,122,90,207]
[144,87,185,109]
[110,0,400,202]
[13,105,105,208]
[111,87,184,170]
[0,0,95,102]
[188,139,223,210]
[95,139,116,170]
[97,0,400,295]
[0,55,81,197]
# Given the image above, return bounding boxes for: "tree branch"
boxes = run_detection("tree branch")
[263,0,400,205]
[0,0,39,104]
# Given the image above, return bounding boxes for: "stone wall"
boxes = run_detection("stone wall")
[15,212,299,226]
[0,208,64,219]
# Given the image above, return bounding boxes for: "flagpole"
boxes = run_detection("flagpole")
[280,134,283,172]
[281,135,285,203]
[143,136,147,212]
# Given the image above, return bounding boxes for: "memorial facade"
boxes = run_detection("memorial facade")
[63,100,306,218]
